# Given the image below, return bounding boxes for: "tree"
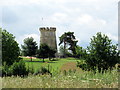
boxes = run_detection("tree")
[59,32,78,57]
[21,37,38,61]
[38,43,50,62]
[48,47,56,61]
[86,32,119,72]
[38,44,56,62]
[2,29,20,66]
[75,45,87,59]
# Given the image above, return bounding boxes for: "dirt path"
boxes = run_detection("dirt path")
[60,62,79,71]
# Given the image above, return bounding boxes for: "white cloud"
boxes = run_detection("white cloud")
[77,14,93,25]
[17,34,40,47]
[76,14,107,29]
[23,34,39,42]
[106,33,118,42]
[51,13,68,23]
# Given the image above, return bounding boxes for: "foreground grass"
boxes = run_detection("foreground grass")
[2,69,118,88]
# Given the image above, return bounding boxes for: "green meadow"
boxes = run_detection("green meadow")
[24,57,81,73]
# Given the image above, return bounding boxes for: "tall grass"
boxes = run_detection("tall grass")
[2,68,118,88]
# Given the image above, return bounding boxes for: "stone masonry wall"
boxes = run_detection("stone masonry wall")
[39,27,57,50]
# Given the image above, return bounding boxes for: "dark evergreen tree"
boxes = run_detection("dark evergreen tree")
[21,37,38,61]
[48,47,56,61]
[38,43,56,62]
[59,32,78,57]
[38,43,50,62]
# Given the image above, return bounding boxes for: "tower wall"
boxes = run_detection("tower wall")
[39,27,57,50]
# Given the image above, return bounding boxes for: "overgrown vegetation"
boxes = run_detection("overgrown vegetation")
[2,68,118,88]
[2,60,29,77]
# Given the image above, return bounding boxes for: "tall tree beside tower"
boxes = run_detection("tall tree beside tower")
[59,32,78,57]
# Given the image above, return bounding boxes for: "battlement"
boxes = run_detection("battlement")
[40,27,56,31]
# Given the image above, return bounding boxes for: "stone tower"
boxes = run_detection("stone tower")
[39,27,57,51]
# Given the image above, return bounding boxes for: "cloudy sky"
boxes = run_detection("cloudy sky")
[0,0,119,49]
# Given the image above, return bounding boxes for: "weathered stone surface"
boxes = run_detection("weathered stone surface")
[39,27,57,50]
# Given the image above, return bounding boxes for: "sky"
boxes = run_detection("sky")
[0,0,119,49]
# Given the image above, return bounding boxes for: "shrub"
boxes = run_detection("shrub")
[34,67,52,76]
[27,65,34,75]
[2,60,35,77]
[63,70,67,75]
[2,63,12,76]
[10,60,28,76]
[66,51,73,57]
[77,61,90,71]
[74,46,87,59]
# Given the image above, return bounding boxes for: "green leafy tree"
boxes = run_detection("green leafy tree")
[75,45,87,59]
[86,32,119,72]
[2,29,20,66]
[59,32,78,57]
[21,37,38,61]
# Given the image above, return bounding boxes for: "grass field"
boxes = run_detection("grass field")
[1,57,119,88]
[24,57,81,73]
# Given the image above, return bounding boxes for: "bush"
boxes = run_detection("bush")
[27,65,34,75]
[34,67,52,76]
[2,63,12,76]
[74,46,87,59]
[10,60,28,76]
[66,51,73,57]
[76,61,90,71]
[2,60,35,77]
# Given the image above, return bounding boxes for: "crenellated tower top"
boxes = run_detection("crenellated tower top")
[40,27,56,31]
